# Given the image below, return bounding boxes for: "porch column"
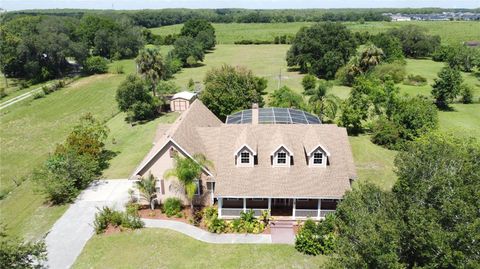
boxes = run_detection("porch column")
[218,198,223,218]
[243,198,247,213]
[317,199,322,220]
[292,198,296,219]
[268,198,271,215]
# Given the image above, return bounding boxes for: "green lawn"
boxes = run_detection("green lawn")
[73,229,326,269]
[439,104,480,138]
[151,21,480,45]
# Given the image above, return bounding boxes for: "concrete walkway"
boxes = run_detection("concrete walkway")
[142,219,272,244]
[45,180,133,269]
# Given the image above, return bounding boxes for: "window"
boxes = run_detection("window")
[277,151,287,164]
[194,180,201,195]
[240,151,250,164]
[313,151,323,164]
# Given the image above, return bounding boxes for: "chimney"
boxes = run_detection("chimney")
[252,103,259,125]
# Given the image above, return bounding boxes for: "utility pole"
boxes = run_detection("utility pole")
[277,68,282,90]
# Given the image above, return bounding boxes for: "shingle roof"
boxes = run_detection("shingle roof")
[133,100,356,198]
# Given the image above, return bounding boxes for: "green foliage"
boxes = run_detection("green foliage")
[162,198,183,217]
[371,61,406,84]
[164,56,183,79]
[268,86,305,109]
[136,48,166,93]
[229,210,265,234]
[186,56,197,67]
[358,44,384,72]
[156,81,179,96]
[0,225,47,269]
[93,206,144,234]
[301,74,317,92]
[328,183,402,268]
[32,114,108,204]
[434,45,480,72]
[460,85,474,104]
[371,117,401,150]
[164,154,212,209]
[431,65,463,108]
[0,88,7,99]
[304,80,340,122]
[83,56,108,75]
[171,36,205,67]
[295,216,337,256]
[32,91,45,99]
[180,19,216,50]
[116,75,158,122]
[137,174,157,210]
[393,133,480,268]
[200,65,267,120]
[202,206,227,233]
[403,74,427,86]
[287,22,357,79]
[371,33,404,62]
[388,25,441,58]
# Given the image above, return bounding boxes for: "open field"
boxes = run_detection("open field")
[73,229,326,269]
[151,21,480,45]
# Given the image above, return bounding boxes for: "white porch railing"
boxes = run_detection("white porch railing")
[220,208,269,218]
[319,210,336,218]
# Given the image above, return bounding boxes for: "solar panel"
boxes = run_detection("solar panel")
[226,107,320,125]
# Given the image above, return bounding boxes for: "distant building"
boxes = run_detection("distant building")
[391,15,411,21]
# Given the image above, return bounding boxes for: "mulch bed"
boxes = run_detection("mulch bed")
[103,224,122,235]
[138,206,193,225]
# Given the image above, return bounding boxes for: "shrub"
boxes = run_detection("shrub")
[32,91,45,99]
[83,56,109,75]
[162,197,183,217]
[186,55,197,67]
[295,216,337,256]
[371,118,401,150]
[207,217,227,233]
[115,65,124,74]
[295,227,322,255]
[370,61,406,83]
[460,85,473,104]
[42,85,54,95]
[403,74,427,86]
[93,206,144,234]
[19,81,29,89]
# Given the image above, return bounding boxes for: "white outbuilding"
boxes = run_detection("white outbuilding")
[170,91,197,112]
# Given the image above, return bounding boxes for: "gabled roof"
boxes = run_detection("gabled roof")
[171,91,196,101]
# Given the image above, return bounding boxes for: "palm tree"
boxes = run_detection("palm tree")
[135,48,166,97]
[136,174,157,210]
[359,44,384,72]
[304,80,340,122]
[164,154,214,210]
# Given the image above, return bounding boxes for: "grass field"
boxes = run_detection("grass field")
[73,229,326,269]
[151,21,480,45]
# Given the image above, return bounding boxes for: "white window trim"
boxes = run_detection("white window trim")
[309,148,327,167]
[236,147,254,167]
[273,148,290,167]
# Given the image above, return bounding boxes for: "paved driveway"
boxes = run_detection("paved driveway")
[45,180,133,269]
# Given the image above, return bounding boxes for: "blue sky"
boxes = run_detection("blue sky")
[2,0,479,11]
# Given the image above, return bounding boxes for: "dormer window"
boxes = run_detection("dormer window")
[277,151,287,164]
[308,145,330,167]
[272,145,293,167]
[313,151,323,164]
[235,145,255,167]
[240,151,251,164]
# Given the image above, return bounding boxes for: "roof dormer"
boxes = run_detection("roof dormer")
[307,144,330,167]
[271,145,293,167]
[235,145,256,167]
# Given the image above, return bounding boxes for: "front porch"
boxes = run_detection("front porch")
[217,198,337,220]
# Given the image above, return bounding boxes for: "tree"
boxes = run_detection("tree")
[371,33,404,62]
[116,75,158,122]
[83,56,108,75]
[0,225,47,269]
[268,86,305,109]
[286,22,357,79]
[327,183,403,269]
[388,25,441,58]
[200,65,267,120]
[136,174,157,210]
[358,44,384,72]
[180,19,216,50]
[304,80,340,122]
[431,65,463,108]
[301,74,317,92]
[135,48,166,96]
[393,133,480,268]
[164,154,213,210]
[171,36,205,67]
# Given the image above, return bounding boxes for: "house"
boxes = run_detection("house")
[132,100,356,220]
[169,91,197,112]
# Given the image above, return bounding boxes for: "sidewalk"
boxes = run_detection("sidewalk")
[142,218,272,244]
